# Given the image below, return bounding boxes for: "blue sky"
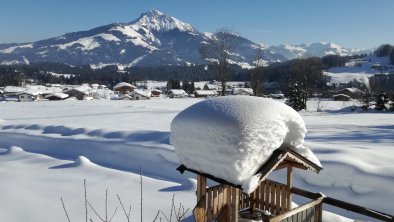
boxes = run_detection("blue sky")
[0,0,393,48]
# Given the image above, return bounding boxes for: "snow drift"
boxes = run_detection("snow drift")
[171,96,320,193]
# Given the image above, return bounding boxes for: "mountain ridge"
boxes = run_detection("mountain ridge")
[0,9,373,68]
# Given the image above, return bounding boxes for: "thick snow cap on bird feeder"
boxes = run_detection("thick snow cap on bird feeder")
[171,96,321,194]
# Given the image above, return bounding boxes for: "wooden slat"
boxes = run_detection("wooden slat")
[260,181,266,211]
[218,186,223,209]
[207,189,212,221]
[275,184,281,215]
[287,166,293,211]
[216,204,230,222]
[256,183,261,210]
[213,187,218,216]
[265,181,271,212]
[231,187,239,222]
[281,185,287,213]
[270,183,276,213]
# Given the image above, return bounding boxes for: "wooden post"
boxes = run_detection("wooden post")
[249,192,255,214]
[287,166,293,211]
[196,175,207,222]
[231,188,239,222]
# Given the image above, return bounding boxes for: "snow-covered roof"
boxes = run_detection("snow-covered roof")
[17,91,42,96]
[232,88,253,95]
[4,86,25,93]
[65,86,90,94]
[333,94,351,98]
[151,89,162,93]
[113,82,136,90]
[338,88,363,94]
[171,96,320,194]
[169,89,187,95]
[195,90,218,96]
[44,93,69,99]
[131,90,151,98]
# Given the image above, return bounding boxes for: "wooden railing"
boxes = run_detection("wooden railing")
[193,179,393,222]
[246,180,291,215]
[270,197,323,222]
[193,184,240,222]
[193,180,291,222]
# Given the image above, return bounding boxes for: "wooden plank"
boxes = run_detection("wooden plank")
[231,188,239,222]
[196,175,206,222]
[265,181,271,212]
[260,181,265,211]
[207,189,212,221]
[286,166,293,210]
[213,187,218,216]
[225,185,232,217]
[254,186,260,209]
[275,183,281,215]
[197,175,207,202]
[217,204,230,222]
[281,185,287,213]
[218,186,223,209]
[270,183,276,213]
[269,197,324,222]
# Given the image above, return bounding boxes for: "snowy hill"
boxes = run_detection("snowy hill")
[324,55,394,83]
[268,42,373,60]
[0,9,284,68]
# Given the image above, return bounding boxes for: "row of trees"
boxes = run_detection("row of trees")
[362,92,394,111]
[165,79,196,94]
[374,44,394,64]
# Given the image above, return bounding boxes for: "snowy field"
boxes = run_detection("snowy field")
[0,98,393,221]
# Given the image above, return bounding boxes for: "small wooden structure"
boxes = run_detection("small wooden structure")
[177,148,323,222]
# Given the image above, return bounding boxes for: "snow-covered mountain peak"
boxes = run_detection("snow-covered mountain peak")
[132,9,195,33]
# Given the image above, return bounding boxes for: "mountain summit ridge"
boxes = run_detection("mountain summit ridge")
[0,9,372,68]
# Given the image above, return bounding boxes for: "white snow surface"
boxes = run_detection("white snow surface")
[171,96,320,194]
[0,98,393,222]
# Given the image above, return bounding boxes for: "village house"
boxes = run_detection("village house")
[194,90,218,98]
[333,94,352,101]
[335,87,364,99]
[113,82,136,94]
[63,87,91,100]
[232,88,253,96]
[168,89,188,98]
[17,91,42,102]
[44,93,69,101]
[150,89,162,97]
[129,90,151,100]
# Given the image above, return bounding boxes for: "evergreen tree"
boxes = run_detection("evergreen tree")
[390,50,394,65]
[182,80,189,91]
[286,83,305,111]
[187,81,195,94]
[173,80,181,89]
[375,93,388,111]
[389,94,394,111]
[361,91,373,111]
[166,79,174,91]
[203,84,209,90]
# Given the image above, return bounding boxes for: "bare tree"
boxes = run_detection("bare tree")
[251,49,265,96]
[290,57,324,108]
[200,29,239,96]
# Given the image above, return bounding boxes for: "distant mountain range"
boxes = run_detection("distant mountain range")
[0,9,374,68]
